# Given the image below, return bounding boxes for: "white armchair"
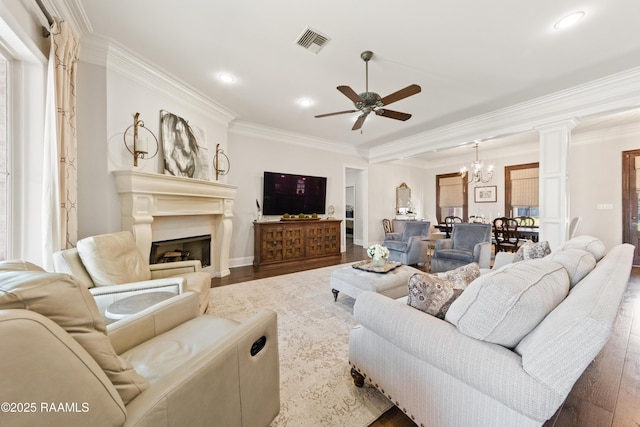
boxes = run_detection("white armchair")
[53,231,211,316]
[0,261,279,427]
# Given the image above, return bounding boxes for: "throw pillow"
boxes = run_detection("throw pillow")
[556,235,606,261]
[546,248,596,288]
[0,268,149,404]
[445,259,569,348]
[513,240,551,262]
[77,231,151,287]
[407,263,480,319]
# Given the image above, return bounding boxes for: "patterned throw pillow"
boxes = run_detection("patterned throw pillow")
[407,263,480,319]
[513,240,551,262]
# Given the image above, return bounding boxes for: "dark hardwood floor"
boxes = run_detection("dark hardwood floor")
[211,242,640,427]
[211,238,371,287]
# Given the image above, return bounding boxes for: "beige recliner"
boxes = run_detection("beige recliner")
[0,261,280,427]
[53,231,211,315]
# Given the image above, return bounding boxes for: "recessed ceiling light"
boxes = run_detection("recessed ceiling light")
[298,98,313,108]
[554,11,585,30]
[217,73,236,84]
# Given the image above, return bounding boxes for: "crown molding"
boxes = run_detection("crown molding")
[50,0,90,37]
[370,66,640,163]
[79,34,237,125]
[572,121,640,146]
[229,120,366,158]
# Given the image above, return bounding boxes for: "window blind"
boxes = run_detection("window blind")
[439,175,463,208]
[511,167,538,206]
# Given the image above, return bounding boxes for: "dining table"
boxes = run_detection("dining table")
[516,226,539,242]
[436,222,539,242]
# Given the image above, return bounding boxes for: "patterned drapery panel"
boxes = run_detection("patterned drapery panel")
[51,18,79,249]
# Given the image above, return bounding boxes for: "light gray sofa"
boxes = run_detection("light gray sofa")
[349,236,634,427]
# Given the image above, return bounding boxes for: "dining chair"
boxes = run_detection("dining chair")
[568,216,582,239]
[382,218,393,234]
[515,216,535,227]
[443,216,463,238]
[493,217,520,252]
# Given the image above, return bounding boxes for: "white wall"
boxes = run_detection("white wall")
[226,131,364,266]
[76,37,233,240]
[421,125,640,251]
[226,131,431,265]
[569,126,640,250]
[367,162,428,245]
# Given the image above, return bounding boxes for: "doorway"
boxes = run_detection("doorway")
[344,166,367,251]
[622,149,640,265]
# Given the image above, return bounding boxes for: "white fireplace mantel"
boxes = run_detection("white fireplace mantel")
[113,170,237,277]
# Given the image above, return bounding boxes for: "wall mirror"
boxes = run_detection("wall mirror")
[396,183,411,214]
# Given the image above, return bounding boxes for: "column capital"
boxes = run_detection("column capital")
[535,118,580,132]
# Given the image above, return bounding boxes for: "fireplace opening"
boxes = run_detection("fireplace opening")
[150,234,211,267]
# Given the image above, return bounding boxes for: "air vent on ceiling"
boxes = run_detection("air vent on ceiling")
[296,27,330,54]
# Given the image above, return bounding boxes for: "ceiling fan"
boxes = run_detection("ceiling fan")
[315,50,421,131]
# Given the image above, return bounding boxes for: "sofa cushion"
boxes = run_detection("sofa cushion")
[434,249,474,262]
[513,240,551,262]
[545,249,596,288]
[0,267,149,404]
[556,235,606,261]
[445,259,570,347]
[407,263,480,319]
[0,260,45,272]
[77,231,151,287]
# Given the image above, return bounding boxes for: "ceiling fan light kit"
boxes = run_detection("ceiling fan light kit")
[315,50,421,131]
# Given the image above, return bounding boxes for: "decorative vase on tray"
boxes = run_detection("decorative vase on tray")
[367,244,389,267]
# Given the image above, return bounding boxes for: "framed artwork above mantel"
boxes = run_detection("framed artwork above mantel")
[474,185,497,203]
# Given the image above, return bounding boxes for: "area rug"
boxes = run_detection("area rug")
[207,264,393,427]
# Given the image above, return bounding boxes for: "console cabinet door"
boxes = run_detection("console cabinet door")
[324,222,340,255]
[254,220,341,269]
[305,224,325,257]
[259,225,283,263]
[283,225,305,259]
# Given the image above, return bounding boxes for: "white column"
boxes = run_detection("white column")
[212,199,234,278]
[120,193,155,259]
[536,119,579,250]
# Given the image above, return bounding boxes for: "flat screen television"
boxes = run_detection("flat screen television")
[262,171,327,215]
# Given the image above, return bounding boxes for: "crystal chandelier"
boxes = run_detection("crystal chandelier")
[460,143,494,184]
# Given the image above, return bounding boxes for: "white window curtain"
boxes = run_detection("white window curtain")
[439,175,463,208]
[41,18,79,269]
[511,167,539,206]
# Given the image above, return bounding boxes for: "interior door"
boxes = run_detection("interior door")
[622,149,640,265]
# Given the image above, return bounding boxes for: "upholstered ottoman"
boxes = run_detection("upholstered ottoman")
[330,263,422,301]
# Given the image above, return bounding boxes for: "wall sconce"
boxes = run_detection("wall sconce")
[213,143,230,180]
[123,112,159,167]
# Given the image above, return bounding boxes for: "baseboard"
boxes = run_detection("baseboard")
[229,256,254,268]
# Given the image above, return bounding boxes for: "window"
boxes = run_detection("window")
[505,163,539,221]
[436,173,467,223]
[0,53,7,260]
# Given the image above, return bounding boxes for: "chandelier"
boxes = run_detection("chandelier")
[460,143,494,184]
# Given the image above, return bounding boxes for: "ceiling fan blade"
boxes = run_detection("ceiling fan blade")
[380,84,421,106]
[375,109,412,121]
[352,114,367,131]
[337,86,364,103]
[315,110,358,118]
